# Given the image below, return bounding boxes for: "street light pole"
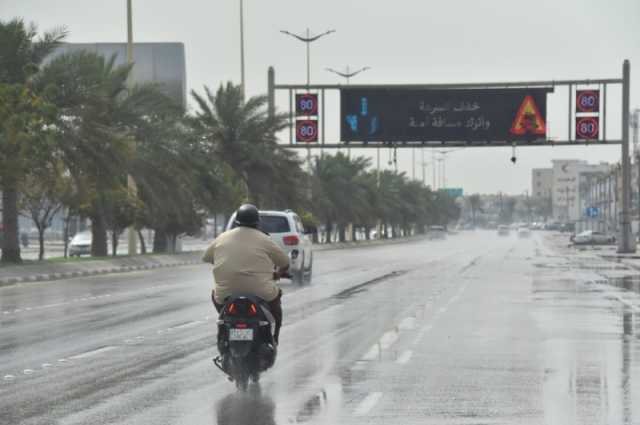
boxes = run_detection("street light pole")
[281,28,335,87]
[126,0,137,256]
[239,0,245,99]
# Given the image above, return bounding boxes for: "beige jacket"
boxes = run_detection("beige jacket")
[203,227,289,303]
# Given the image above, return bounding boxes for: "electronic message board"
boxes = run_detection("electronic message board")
[341,88,551,143]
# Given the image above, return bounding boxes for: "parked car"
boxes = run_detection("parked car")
[427,225,447,240]
[572,230,616,245]
[227,209,313,285]
[517,227,532,238]
[69,231,92,257]
[497,225,511,236]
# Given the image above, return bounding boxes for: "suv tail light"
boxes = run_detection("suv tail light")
[283,235,300,246]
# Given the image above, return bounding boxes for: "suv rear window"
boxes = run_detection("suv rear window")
[259,215,291,233]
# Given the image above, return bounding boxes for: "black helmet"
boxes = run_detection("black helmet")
[234,204,260,227]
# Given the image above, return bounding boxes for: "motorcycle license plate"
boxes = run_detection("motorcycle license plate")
[229,328,254,341]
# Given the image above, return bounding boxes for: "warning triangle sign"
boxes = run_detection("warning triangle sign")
[510,95,546,136]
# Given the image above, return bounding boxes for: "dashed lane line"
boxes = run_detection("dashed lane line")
[396,350,413,365]
[354,392,383,416]
[68,346,118,360]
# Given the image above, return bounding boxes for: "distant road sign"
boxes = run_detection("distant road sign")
[576,90,600,113]
[442,188,464,198]
[576,116,599,140]
[296,93,318,116]
[585,207,599,218]
[296,120,318,143]
[341,88,550,143]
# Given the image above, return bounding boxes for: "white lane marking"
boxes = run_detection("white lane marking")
[41,363,52,369]
[379,331,398,349]
[3,375,15,381]
[23,369,34,375]
[396,350,413,365]
[398,316,416,330]
[354,392,383,416]
[350,360,368,371]
[68,346,118,360]
[3,311,9,315]
[58,358,68,363]
[168,320,203,331]
[361,344,380,361]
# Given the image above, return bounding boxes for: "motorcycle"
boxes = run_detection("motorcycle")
[213,293,279,391]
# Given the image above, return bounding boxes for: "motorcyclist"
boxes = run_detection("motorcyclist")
[203,204,289,344]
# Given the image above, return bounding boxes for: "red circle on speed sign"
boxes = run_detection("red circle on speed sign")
[576,117,599,140]
[296,120,318,143]
[576,90,599,113]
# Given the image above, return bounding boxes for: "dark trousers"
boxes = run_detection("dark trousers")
[212,289,283,344]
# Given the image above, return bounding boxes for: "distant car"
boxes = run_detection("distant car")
[227,209,313,284]
[544,222,561,231]
[573,230,615,245]
[497,225,510,236]
[517,227,532,238]
[69,231,92,257]
[427,225,447,240]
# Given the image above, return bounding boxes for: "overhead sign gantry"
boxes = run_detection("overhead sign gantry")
[267,61,634,253]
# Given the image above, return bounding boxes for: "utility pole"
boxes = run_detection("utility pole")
[619,60,635,253]
[632,109,640,229]
[126,0,137,256]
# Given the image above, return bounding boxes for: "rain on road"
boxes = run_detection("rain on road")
[1,231,638,425]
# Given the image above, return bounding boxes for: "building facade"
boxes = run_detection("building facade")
[47,42,187,107]
[531,168,553,198]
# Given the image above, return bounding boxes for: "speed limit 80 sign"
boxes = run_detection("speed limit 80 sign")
[296,93,319,116]
[576,116,599,140]
[576,90,599,113]
[296,119,318,143]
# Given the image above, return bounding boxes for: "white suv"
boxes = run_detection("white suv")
[226,209,313,284]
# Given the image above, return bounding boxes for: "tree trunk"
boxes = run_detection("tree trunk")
[153,228,168,253]
[38,227,45,261]
[1,183,22,263]
[111,232,118,257]
[90,214,108,257]
[365,225,371,241]
[325,221,332,244]
[351,225,357,242]
[338,225,346,243]
[383,223,389,239]
[137,229,147,255]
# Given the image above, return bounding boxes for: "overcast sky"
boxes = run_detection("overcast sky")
[3,0,639,194]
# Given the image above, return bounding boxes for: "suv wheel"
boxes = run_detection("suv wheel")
[292,254,305,285]
[304,253,313,284]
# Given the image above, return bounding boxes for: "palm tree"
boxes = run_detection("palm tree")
[37,51,146,256]
[190,83,291,204]
[311,153,370,242]
[0,18,66,263]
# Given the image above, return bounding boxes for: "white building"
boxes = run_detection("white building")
[531,168,553,198]
[551,160,609,222]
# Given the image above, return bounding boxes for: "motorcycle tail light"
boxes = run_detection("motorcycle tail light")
[249,303,258,316]
[227,303,237,314]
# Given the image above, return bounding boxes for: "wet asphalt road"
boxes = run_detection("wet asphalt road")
[1,232,639,425]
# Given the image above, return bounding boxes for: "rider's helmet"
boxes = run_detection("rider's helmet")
[234,204,260,228]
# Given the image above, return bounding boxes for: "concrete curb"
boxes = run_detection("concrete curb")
[312,235,427,252]
[0,258,202,287]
